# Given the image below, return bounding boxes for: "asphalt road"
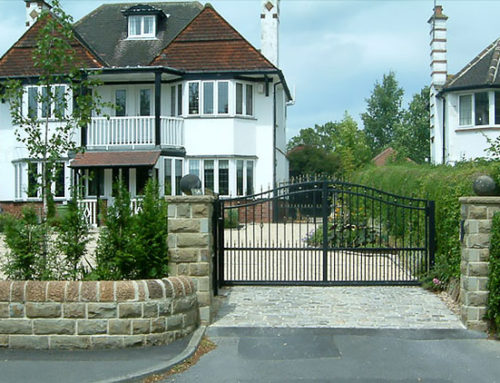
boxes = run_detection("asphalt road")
[163,327,500,383]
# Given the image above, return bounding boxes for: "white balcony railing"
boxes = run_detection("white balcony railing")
[79,198,143,227]
[88,116,184,149]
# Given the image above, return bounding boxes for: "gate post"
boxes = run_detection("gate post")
[427,200,436,268]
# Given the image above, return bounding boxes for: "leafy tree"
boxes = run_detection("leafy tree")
[361,71,404,155]
[393,86,430,163]
[288,146,342,178]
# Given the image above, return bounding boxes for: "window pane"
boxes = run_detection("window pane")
[189,160,200,178]
[175,159,183,196]
[246,84,253,116]
[218,160,229,195]
[459,95,472,126]
[177,84,183,115]
[136,167,149,195]
[54,163,65,198]
[27,162,38,198]
[130,16,141,36]
[28,87,37,119]
[115,89,126,117]
[140,89,151,116]
[475,92,489,125]
[203,82,214,114]
[218,82,228,114]
[496,92,500,125]
[204,160,214,191]
[246,161,254,195]
[143,16,154,35]
[54,86,65,118]
[88,169,104,197]
[189,83,199,115]
[41,87,50,118]
[236,83,243,114]
[236,160,244,196]
[164,159,172,195]
[170,86,176,116]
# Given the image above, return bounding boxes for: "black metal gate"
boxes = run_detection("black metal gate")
[214,180,435,287]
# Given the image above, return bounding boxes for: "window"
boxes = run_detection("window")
[475,92,489,126]
[236,83,243,115]
[112,168,129,196]
[139,89,151,116]
[177,84,183,116]
[218,160,229,195]
[246,160,254,195]
[203,82,214,114]
[25,85,68,120]
[189,160,200,178]
[136,167,149,196]
[27,162,39,198]
[54,86,65,118]
[204,160,214,191]
[175,160,183,196]
[88,169,104,197]
[128,15,156,38]
[170,86,176,116]
[236,82,253,116]
[496,92,500,125]
[164,159,172,195]
[115,89,126,117]
[236,160,244,196]
[246,84,253,116]
[41,87,50,118]
[54,163,65,198]
[189,82,199,115]
[218,82,229,114]
[28,87,37,119]
[459,95,472,126]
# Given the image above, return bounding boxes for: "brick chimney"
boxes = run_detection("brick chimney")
[428,5,448,87]
[261,0,280,67]
[25,0,51,29]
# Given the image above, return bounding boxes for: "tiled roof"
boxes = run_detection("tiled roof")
[0,14,103,77]
[151,6,276,72]
[74,2,203,67]
[70,150,161,168]
[444,38,500,91]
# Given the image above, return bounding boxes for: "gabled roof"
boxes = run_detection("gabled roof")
[74,2,203,67]
[150,5,276,72]
[444,38,500,91]
[0,13,103,77]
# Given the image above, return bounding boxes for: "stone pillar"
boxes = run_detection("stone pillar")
[459,197,500,331]
[166,196,215,325]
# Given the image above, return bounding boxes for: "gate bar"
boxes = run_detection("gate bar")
[322,180,328,282]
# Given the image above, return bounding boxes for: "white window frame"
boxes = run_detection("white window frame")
[24,85,69,121]
[186,80,231,117]
[163,157,184,196]
[22,161,68,201]
[235,82,254,117]
[128,15,156,39]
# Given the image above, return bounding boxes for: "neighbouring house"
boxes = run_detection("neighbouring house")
[0,0,291,223]
[429,5,500,164]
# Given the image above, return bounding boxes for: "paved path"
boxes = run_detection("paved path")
[212,286,465,329]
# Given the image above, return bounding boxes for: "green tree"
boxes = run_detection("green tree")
[288,146,342,178]
[393,86,430,163]
[361,71,404,155]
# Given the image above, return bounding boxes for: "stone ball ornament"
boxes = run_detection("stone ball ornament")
[180,174,202,195]
[473,174,498,196]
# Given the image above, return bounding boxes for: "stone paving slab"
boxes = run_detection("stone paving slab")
[212,286,465,329]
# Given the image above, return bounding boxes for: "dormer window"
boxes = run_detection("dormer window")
[122,4,166,40]
[129,15,156,38]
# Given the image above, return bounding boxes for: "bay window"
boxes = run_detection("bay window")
[203,82,214,114]
[218,82,229,114]
[189,82,199,115]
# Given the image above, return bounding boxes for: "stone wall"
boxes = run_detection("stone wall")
[0,277,199,349]
[459,197,500,331]
[166,196,214,325]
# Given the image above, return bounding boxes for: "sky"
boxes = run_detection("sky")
[1,0,500,140]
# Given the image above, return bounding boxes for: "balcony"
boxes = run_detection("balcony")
[88,116,184,149]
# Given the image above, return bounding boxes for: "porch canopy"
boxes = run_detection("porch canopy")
[69,150,161,168]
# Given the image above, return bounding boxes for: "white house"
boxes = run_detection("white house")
[429,5,500,164]
[0,0,291,221]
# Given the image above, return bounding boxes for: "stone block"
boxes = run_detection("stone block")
[199,306,211,324]
[77,320,107,335]
[0,335,8,347]
[143,303,158,318]
[466,321,488,332]
[468,206,487,219]
[26,303,61,318]
[109,319,131,335]
[170,278,184,297]
[132,319,150,335]
[487,206,500,219]
[0,303,9,318]
[169,249,198,263]
[118,303,142,318]
[47,282,66,302]
[63,303,86,319]
[466,234,490,249]
[146,280,164,299]
[169,219,200,233]
[196,292,211,307]
[0,320,32,334]
[465,220,478,234]
[177,263,189,275]
[50,336,90,350]
[91,336,124,349]
[99,281,114,302]
[116,281,135,301]
[151,318,166,333]
[200,218,209,233]
[184,310,198,327]
[10,281,26,302]
[166,314,182,331]
[162,280,173,298]
[177,233,209,248]
[167,204,176,219]
[65,282,80,302]
[33,319,75,335]
[192,204,209,218]
[137,281,146,301]
[199,249,210,262]
[158,301,172,316]
[468,262,489,277]
[26,281,47,302]
[9,303,24,318]
[189,263,210,277]
[80,282,98,302]
[167,234,177,249]
[477,220,492,233]
[465,292,489,306]
[0,281,11,302]
[87,303,117,319]
[145,333,167,346]
[197,277,210,292]
[123,335,145,347]
[9,335,49,349]
[176,204,191,218]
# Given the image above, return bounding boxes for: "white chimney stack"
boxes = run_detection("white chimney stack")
[261,0,280,67]
[25,0,51,29]
[428,5,448,87]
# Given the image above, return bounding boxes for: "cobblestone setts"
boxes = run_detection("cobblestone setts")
[212,286,465,329]
[0,277,199,349]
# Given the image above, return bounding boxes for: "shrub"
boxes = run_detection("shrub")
[487,212,500,335]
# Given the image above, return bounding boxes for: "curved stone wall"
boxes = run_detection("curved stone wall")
[0,277,199,349]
